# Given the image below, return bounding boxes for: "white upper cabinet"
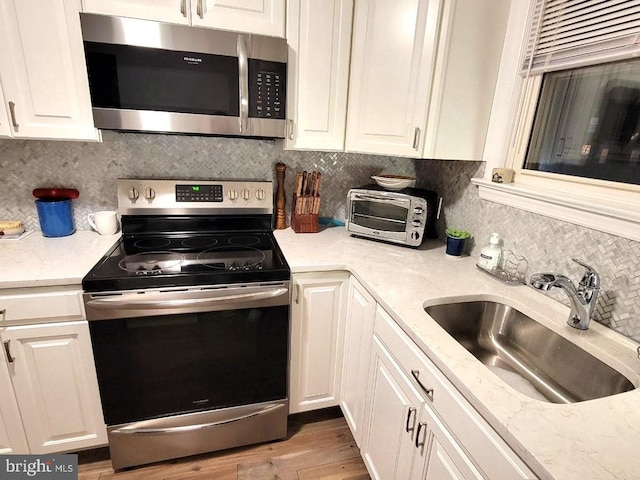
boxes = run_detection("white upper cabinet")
[82,0,285,37]
[194,0,285,37]
[81,0,190,25]
[422,0,510,160]
[285,0,353,150]
[345,0,440,157]
[0,0,100,141]
[345,0,509,160]
[0,89,11,138]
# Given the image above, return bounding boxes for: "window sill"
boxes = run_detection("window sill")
[472,178,640,241]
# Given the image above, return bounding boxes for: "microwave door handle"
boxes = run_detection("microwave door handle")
[237,34,249,134]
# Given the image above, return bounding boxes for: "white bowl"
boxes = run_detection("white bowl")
[371,175,416,191]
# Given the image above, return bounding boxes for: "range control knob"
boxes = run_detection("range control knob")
[256,189,266,200]
[412,220,422,227]
[411,231,420,241]
[413,206,424,214]
[242,188,252,201]
[128,187,139,202]
[144,187,156,201]
[228,188,238,201]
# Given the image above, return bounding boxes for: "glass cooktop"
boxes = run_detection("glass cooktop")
[82,232,290,292]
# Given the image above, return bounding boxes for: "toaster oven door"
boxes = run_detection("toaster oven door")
[348,192,412,243]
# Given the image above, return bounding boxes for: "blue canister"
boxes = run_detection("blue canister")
[36,199,76,237]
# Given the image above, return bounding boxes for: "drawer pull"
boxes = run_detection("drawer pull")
[3,340,15,363]
[405,406,416,432]
[415,421,427,448]
[411,369,434,401]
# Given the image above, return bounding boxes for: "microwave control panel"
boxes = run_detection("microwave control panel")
[249,59,286,120]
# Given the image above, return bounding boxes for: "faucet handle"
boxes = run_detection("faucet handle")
[572,258,600,289]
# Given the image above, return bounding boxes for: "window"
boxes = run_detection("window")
[525,58,640,186]
[476,0,640,241]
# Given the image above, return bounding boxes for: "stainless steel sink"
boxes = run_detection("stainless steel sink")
[424,300,636,403]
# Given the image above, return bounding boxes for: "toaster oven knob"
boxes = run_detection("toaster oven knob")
[242,188,252,201]
[256,189,266,200]
[128,187,139,202]
[411,231,420,241]
[144,187,156,200]
[228,188,238,200]
[413,206,424,214]
[412,220,422,227]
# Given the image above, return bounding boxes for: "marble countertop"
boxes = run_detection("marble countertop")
[274,227,640,480]
[0,230,120,289]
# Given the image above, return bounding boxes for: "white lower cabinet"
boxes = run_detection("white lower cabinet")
[339,276,375,447]
[0,346,29,455]
[0,321,107,454]
[289,272,349,413]
[362,304,537,480]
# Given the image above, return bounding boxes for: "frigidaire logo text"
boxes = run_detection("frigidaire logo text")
[183,56,203,64]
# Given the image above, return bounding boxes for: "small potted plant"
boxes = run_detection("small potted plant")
[445,228,470,256]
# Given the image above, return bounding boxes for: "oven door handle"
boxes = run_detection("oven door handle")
[86,287,288,310]
[352,193,410,208]
[110,403,284,435]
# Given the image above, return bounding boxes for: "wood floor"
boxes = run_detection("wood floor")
[77,408,371,480]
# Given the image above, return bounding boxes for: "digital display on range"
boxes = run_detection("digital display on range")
[176,184,223,202]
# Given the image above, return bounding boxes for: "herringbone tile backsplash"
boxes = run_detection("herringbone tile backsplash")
[1,132,639,342]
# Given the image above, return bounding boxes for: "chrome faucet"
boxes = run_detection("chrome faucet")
[530,258,600,330]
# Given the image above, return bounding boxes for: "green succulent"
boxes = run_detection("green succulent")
[445,228,471,239]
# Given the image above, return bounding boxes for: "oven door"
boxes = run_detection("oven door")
[347,191,412,244]
[85,282,290,469]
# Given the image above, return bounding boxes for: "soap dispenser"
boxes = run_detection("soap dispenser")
[477,233,502,270]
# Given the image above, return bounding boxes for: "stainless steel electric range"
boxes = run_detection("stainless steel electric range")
[82,178,290,470]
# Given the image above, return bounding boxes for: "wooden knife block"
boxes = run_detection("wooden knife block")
[291,194,319,233]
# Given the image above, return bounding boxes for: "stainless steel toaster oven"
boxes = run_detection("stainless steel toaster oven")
[346,185,440,247]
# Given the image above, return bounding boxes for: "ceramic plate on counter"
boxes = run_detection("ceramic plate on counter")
[371,175,416,191]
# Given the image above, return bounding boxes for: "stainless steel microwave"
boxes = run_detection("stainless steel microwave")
[80,14,287,137]
[346,186,440,247]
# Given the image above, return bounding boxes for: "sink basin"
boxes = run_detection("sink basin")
[424,300,636,403]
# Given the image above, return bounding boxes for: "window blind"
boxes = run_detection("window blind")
[522,0,640,75]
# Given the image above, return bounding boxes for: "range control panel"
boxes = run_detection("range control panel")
[117,179,273,215]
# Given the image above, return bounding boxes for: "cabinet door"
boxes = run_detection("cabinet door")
[0,350,29,454]
[362,335,422,480]
[0,88,11,138]
[289,272,349,413]
[421,0,509,160]
[193,0,285,37]
[0,0,100,141]
[340,276,375,447]
[2,321,107,454]
[285,0,352,151]
[416,403,484,480]
[81,0,190,24]
[345,0,441,157]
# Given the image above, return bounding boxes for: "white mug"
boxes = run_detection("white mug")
[88,211,119,235]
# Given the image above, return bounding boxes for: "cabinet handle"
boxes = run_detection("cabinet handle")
[405,407,416,432]
[8,101,18,128]
[294,284,300,304]
[411,369,434,401]
[412,127,421,150]
[180,0,187,16]
[415,421,427,448]
[197,0,204,18]
[288,120,294,140]
[3,340,15,363]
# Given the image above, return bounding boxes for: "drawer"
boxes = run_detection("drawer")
[0,287,85,323]
[374,305,535,480]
